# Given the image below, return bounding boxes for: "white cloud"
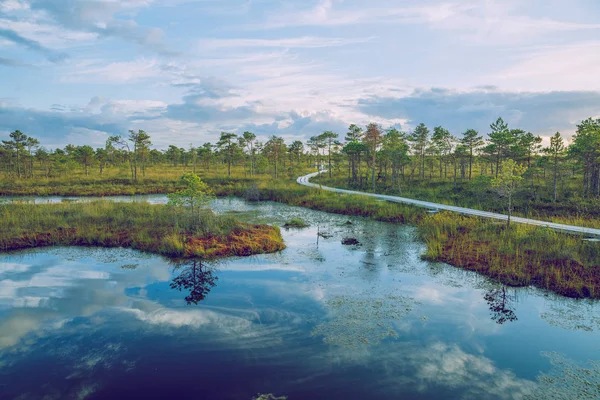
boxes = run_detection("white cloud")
[410,342,536,398]
[490,42,600,91]
[0,18,98,48]
[122,307,254,330]
[256,0,600,46]
[61,58,163,83]
[2,0,599,146]
[0,262,32,275]
[0,309,55,348]
[198,36,374,50]
[425,1,600,45]
[0,0,30,12]
[258,0,440,29]
[96,98,167,115]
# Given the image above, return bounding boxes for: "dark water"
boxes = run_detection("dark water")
[1,198,599,399]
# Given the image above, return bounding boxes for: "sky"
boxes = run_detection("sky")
[1,0,600,149]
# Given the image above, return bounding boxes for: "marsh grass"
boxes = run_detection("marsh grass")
[221,179,600,298]
[317,173,600,229]
[0,201,285,259]
[3,166,600,298]
[0,165,310,197]
[283,218,309,228]
[419,212,600,298]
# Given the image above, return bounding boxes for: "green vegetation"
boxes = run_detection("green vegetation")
[0,200,285,259]
[419,212,600,298]
[5,116,600,226]
[2,117,600,298]
[491,159,528,227]
[252,394,287,400]
[283,218,309,228]
[167,173,215,216]
[316,117,600,227]
[311,294,416,347]
[219,180,600,298]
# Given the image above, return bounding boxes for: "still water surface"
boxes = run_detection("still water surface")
[1,198,599,399]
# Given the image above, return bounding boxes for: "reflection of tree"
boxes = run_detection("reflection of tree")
[170,260,218,305]
[484,287,518,324]
[359,233,379,281]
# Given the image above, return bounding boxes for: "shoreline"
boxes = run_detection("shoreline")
[2,180,599,299]
[0,201,285,260]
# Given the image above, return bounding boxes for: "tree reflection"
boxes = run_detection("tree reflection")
[170,260,218,305]
[484,287,518,324]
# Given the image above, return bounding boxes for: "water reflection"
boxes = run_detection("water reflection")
[2,197,600,399]
[484,287,518,324]
[169,259,218,305]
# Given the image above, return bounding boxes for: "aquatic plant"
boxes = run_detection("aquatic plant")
[252,394,287,400]
[283,218,309,228]
[540,300,600,332]
[526,352,600,400]
[311,294,419,348]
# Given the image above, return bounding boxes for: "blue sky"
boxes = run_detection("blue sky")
[1,0,600,148]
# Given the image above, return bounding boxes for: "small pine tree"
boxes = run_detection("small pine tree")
[168,173,214,218]
[492,159,527,228]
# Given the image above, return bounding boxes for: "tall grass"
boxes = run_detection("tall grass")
[419,212,600,298]
[0,201,285,259]
[317,173,600,229]
[0,165,312,197]
[3,165,600,298]
[219,179,600,298]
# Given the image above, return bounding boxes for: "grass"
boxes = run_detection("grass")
[3,164,600,298]
[216,179,600,298]
[316,171,600,229]
[0,201,285,259]
[0,165,310,197]
[419,212,600,298]
[283,218,309,228]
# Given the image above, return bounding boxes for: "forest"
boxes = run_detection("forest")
[2,117,600,219]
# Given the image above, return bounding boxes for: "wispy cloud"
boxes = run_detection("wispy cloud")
[490,41,600,92]
[256,0,439,29]
[255,0,600,45]
[198,36,375,50]
[3,0,175,55]
[0,27,67,61]
[0,18,98,49]
[61,58,163,83]
[0,56,33,67]
[2,0,600,147]
[358,88,600,136]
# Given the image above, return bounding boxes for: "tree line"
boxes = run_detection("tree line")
[2,117,600,199]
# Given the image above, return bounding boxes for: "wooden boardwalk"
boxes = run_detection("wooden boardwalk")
[297,171,600,237]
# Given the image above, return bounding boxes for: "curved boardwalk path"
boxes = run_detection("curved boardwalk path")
[297,171,600,238]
